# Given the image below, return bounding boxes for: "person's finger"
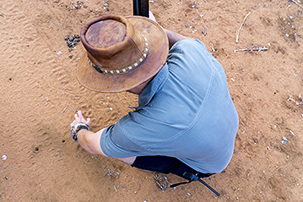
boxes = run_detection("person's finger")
[74,114,78,120]
[70,120,76,127]
[87,118,91,126]
[78,110,84,119]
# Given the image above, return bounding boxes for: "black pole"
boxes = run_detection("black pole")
[133,0,149,17]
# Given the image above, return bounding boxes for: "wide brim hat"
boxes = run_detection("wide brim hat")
[77,15,169,92]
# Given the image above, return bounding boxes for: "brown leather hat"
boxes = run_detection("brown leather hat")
[77,15,169,92]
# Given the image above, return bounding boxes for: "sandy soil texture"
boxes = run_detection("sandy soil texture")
[0,0,302,201]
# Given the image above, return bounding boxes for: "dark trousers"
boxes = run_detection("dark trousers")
[131,156,213,181]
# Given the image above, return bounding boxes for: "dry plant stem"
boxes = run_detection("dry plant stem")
[234,47,269,53]
[62,106,67,114]
[291,0,303,8]
[57,76,76,113]
[0,101,9,110]
[236,12,251,43]
[203,25,207,36]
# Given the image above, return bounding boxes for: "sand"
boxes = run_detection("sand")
[0,0,302,201]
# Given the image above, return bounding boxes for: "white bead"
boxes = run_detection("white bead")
[128,66,132,70]
[116,70,120,73]
[110,70,114,74]
[139,58,143,62]
[122,69,126,72]
[134,63,138,67]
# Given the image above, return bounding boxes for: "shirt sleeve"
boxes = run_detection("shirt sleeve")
[100,116,151,158]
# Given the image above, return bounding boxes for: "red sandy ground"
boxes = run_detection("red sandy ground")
[0,0,302,201]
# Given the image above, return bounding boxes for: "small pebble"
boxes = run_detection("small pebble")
[69,55,73,59]
[2,155,7,161]
[281,137,288,144]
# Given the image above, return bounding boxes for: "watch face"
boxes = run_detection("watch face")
[73,135,78,141]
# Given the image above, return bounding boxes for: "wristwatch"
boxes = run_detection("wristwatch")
[70,123,90,142]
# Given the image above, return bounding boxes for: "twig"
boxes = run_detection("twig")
[57,76,67,97]
[0,101,9,110]
[0,13,6,17]
[290,0,303,8]
[203,25,207,36]
[57,76,76,113]
[62,106,67,114]
[67,104,76,113]
[234,45,269,53]
[277,171,294,183]
[195,10,206,18]
[236,12,251,43]
[288,94,296,102]
[50,21,67,30]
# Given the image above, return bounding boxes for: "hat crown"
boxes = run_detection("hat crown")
[85,19,126,49]
[80,15,147,73]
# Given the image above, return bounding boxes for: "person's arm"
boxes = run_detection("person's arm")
[70,111,136,165]
[149,11,190,49]
[77,128,107,155]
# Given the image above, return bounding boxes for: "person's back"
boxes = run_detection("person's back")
[107,39,238,174]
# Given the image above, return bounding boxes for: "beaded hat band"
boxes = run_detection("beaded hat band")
[88,34,149,74]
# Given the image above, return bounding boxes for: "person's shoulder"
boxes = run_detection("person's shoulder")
[171,39,204,49]
[169,39,208,57]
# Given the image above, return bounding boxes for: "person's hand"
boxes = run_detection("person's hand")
[149,11,157,23]
[70,110,91,128]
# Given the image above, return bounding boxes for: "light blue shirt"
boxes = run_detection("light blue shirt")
[101,39,239,173]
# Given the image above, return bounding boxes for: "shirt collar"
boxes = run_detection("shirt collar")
[134,64,168,110]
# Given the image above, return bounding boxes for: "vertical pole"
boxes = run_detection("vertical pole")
[133,0,149,17]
